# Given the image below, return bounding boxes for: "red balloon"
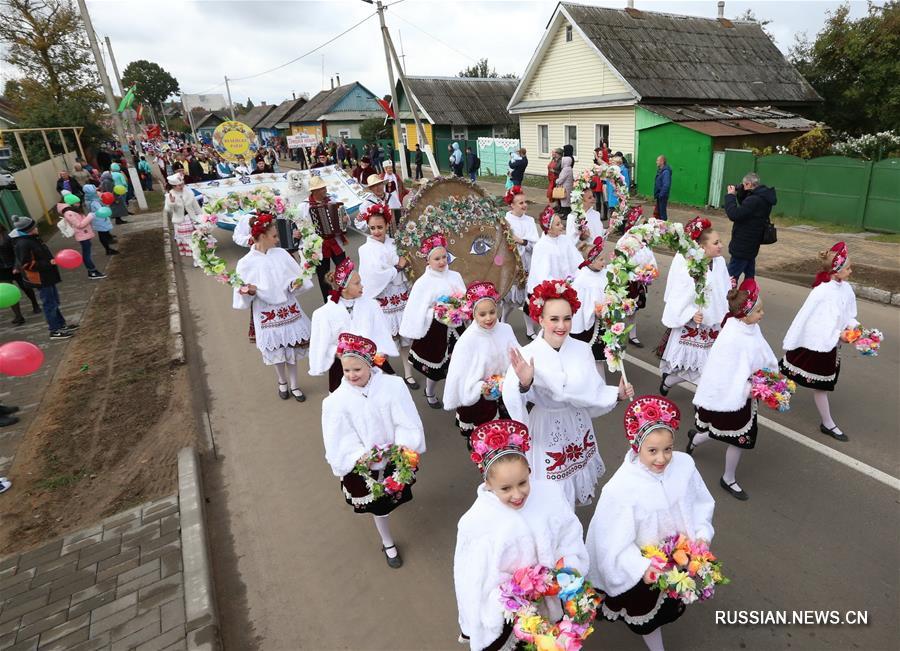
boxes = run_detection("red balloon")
[55,248,83,270]
[0,341,44,377]
[100,192,115,205]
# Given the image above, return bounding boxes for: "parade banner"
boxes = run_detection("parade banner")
[286,134,317,149]
[213,120,259,163]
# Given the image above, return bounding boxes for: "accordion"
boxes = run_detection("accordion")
[275,216,297,251]
[309,201,349,238]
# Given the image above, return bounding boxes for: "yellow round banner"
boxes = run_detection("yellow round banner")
[212,121,259,163]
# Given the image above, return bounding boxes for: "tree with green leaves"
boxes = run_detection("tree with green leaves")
[790,2,899,135]
[245,98,255,110]
[457,58,517,79]
[120,60,180,115]
[735,8,775,40]
[360,117,389,143]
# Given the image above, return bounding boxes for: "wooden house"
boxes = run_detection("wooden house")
[284,81,383,142]
[256,98,308,144]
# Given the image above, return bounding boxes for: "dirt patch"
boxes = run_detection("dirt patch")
[0,229,198,554]
[765,260,900,294]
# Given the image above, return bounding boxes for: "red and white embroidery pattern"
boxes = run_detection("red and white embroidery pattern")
[259,302,302,329]
[544,430,596,481]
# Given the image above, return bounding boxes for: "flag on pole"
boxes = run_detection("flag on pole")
[117,85,136,113]
[376,98,395,119]
[135,103,144,121]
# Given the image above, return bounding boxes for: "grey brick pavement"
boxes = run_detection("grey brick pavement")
[0,494,192,651]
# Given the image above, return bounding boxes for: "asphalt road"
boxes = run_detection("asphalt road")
[183,226,900,651]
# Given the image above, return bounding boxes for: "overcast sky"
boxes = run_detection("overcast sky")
[1,0,883,106]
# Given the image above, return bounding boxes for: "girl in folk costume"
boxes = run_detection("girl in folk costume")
[164,173,207,264]
[308,259,398,393]
[454,420,589,651]
[233,214,312,402]
[658,217,729,393]
[321,333,426,569]
[566,184,606,254]
[357,202,418,388]
[380,160,406,224]
[585,396,715,651]
[444,282,519,447]
[526,207,583,296]
[501,186,540,339]
[570,237,608,377]
[688,279,777,501]
[615,209,657,348]
[780,242,857,442]
[502,279,634,508]
[399,233,466,408]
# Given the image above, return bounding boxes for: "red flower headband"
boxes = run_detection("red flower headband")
[418,232,447,258]
[625,205,643,229]
[624,395,681,454]
[329,259,355,303]
[721,278,760,326]
[529,278,581,321]
[361,202,393,225]
[503,185,524,206]
[579,236,605,269]
[813,241,849,287]
[539,205,555,233]
[684,216,712,242]
[336,332,379,367]
[249,213,275,240]
[466,281,500,312]
[469,419,531,475]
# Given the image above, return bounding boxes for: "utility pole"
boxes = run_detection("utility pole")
[104,36,139,141]
[224,76,235,120]
[181,94,197,142]
[76,0,147,208]
[369,0,410,180]
[377,2,439,177]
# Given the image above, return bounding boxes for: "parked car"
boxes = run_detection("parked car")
[0,168,15,189]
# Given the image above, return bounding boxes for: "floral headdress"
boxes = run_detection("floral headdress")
[529,278,581,321]
[813,241,849,287]
[360,202,393,225]
[721,278,760,326]
[623,205,643,230]
[336,332,380,367]
[539,205,555,234]
[418,232,447,258]
[466,281,500,312]
[469,419,531,475]
[624,395,681,454]
[503,185,524,206]
[684,216,712,242]
[578,236,605,269]
[249,213,275,240]
[329,259,355,303]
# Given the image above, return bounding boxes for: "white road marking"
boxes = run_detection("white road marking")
[624,354,900,491]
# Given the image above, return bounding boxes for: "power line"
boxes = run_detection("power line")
[389,8,478,64]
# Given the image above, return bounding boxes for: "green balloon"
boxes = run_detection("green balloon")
[0,283,21,309]
[64,193,80,205]
[113,185,126,195]
[96,206,112,219]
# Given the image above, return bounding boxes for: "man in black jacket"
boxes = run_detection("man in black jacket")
[509,148,528,186]
[11,217,75,339]
[724,173,777,280]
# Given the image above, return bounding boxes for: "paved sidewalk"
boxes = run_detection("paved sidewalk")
[0,494,188,651]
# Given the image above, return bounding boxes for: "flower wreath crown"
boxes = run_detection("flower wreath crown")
[469,419,531,475]
[623,395,681,454]
[529,278,581,322]
[465,281,500,312]
[249,213,275,240]
[361,202,393,224]
[503,185,524,206]
[684,216,712,242]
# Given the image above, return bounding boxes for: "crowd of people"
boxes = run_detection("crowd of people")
[186,160,861,651]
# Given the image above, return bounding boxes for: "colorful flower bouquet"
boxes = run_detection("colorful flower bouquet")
[641,534,729,606]
[353,444,420,500]
[633,263,659,286]
[294,218,324,282]
[499,559,603,651]
[842,326,883,356]
[750,368,796,412]
[481,374,505,401]
[433,292,469,327]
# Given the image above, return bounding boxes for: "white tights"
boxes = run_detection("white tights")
[663,373,688,389]
[425,378,439,402]
[273,362,300,390]
[397,339,415,379]
[373,514,397,557]
[813,390,840,432]
[643,627,665,651]
[627,314,638,340]
[691,431,745,491]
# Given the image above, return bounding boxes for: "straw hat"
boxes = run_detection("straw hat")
[308,176,327,192]
[365,173,385,188]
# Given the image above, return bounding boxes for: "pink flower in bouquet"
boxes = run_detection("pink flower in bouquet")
[383,476,405,494]
[610,322,626,335]
[273,197,285,214]
[216,273,231,284]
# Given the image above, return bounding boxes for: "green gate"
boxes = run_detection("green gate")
[863,159,900,232]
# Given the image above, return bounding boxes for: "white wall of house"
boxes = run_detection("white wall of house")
[519,106,636,175]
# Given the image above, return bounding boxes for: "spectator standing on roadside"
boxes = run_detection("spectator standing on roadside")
[555,145,575,216]
[654,155,672,221]
[450,142,463,177]
[414,144,424,180]
[60,199,106,280]
[72,163,91,189]
[724,173,777,281]
[56,170,82,203]
[83,184,118,256]
[465,147,479,182]
[546,148,562,205]
[0,224,41,325]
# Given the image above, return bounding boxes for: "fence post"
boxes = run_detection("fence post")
[856,160,874,230]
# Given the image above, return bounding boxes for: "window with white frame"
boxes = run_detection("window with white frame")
[451,126,468,141]
[565,125,577,150]
[538,124,549,155]
[594,124,609,149]
[338,128,351,139]
[565,25,573,42]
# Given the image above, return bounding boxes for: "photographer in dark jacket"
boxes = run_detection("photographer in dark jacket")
[724,172,777,280]
[509,148,528,186]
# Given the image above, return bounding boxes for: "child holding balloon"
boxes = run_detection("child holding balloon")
[59,199,106,280]
[83,184,118,256]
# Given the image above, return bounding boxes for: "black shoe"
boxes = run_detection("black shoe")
[291,388,306,403]
[116,219,129,225]
[106,249,120,255]
[0,405,19,416]
[424,391,442,409]
[628,337,644,348]
[277,383,289,400]
[63,323,80,330]
[88,270,107,279]
[720,477,749,501]
[50,330,74,339]
[11,316,25,326]
[820,424,849,442]
[686,429,698,455]
[0,414,19,427]
[32,306,42,314]
[404,376,420,390]
[382,545,403,569]
[659,373,670,397]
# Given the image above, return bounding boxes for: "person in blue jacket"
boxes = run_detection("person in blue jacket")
[653,155,672,221]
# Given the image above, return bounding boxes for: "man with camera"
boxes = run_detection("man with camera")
[724,172,777,280]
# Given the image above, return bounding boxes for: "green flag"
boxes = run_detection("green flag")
[117,85,136,113]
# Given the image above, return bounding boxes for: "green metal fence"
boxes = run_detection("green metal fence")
[718,153,900,233]
[0,189,28,230]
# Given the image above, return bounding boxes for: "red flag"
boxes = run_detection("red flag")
[146,124,161,139]
[136,103,144,121]
[376,98,395,119]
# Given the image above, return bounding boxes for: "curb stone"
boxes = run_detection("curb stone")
[162,220,186,364]
[849,282,895,306]
[178,447,219,651]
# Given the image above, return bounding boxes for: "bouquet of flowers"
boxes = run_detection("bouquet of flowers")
[433,292,469,327]
[481,374,504,401]
[632,263,659,286]
[499,559,603,651]
[842,326,883,356]
[749,368,796,412]
[189,233,243,287]
[291,216,324,282]
[353,444,420,500]
[641,534,729,605]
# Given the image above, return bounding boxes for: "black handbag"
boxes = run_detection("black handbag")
[761,219,778,245]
